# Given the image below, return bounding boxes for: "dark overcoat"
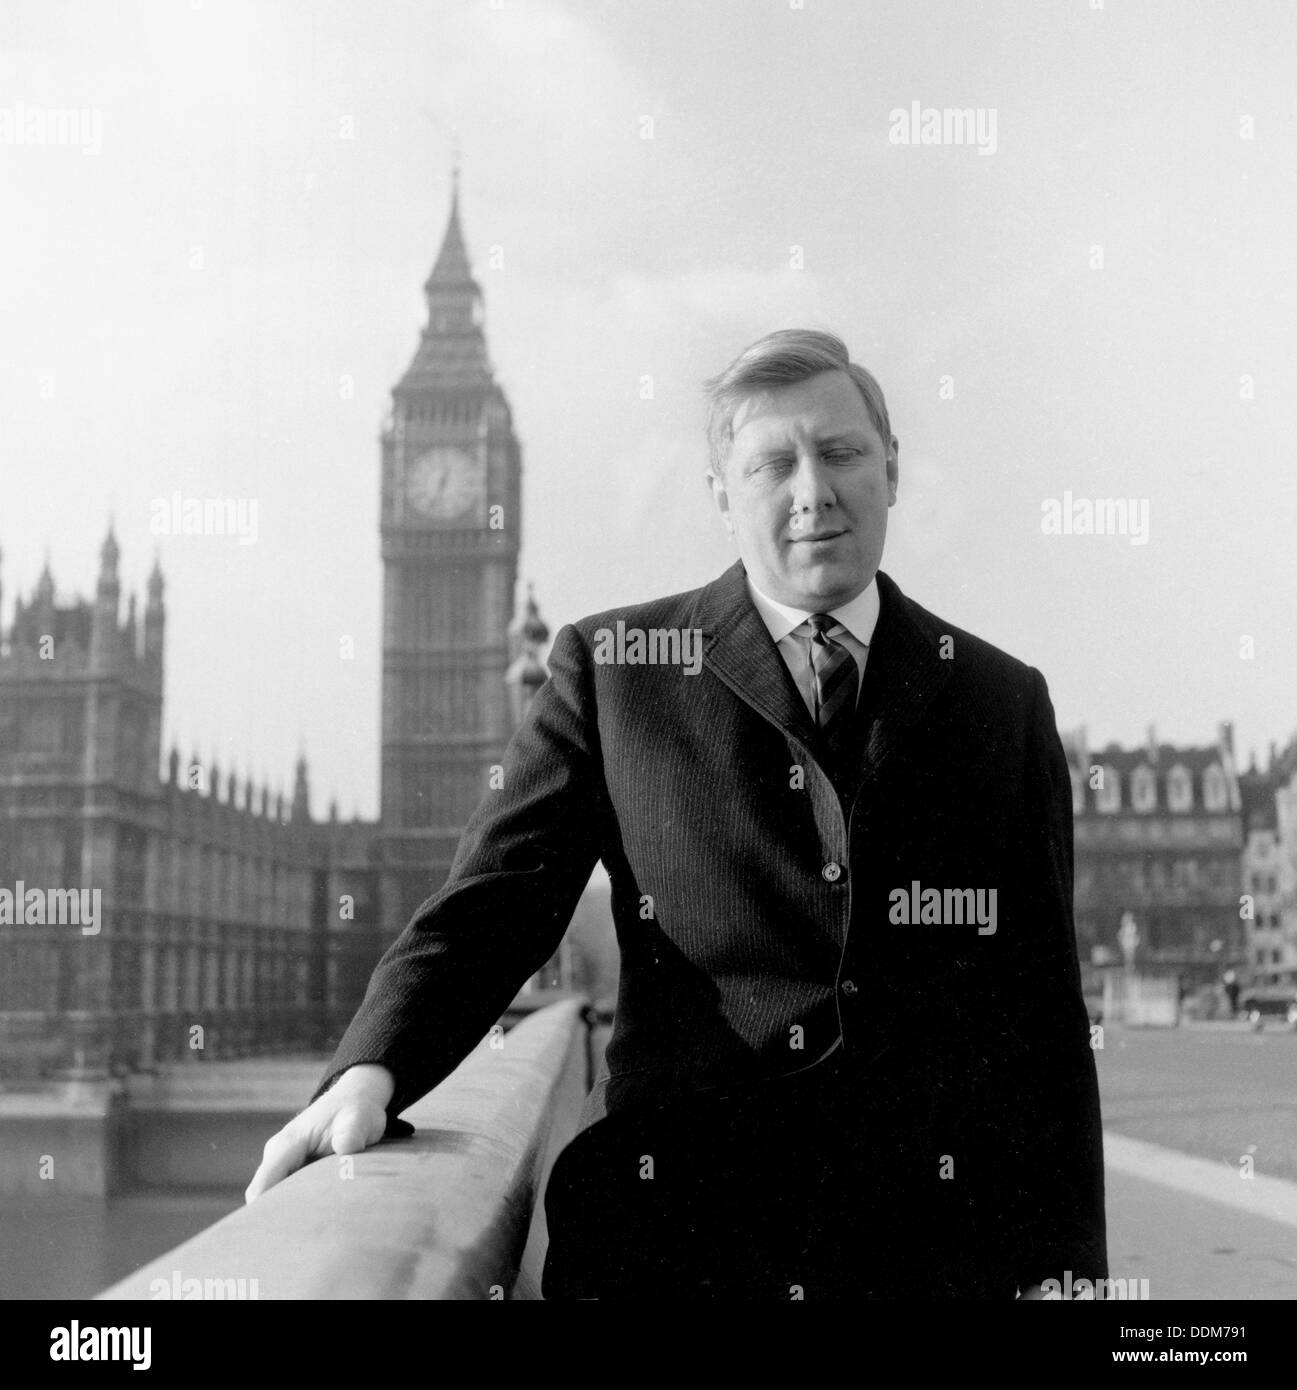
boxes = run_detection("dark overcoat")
[315,563,1107,1298]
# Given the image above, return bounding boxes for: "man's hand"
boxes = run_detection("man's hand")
[244,1063,396,1204]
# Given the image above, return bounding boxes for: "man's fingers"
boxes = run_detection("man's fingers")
[330,1101,384,1155]
[244,1126,314,1204]
[245,1095,390,1204]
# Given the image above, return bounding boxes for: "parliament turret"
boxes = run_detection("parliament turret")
[292,751,312,825]
[144,554,165,668]
[89,527,120,671]
[506,584,551,727]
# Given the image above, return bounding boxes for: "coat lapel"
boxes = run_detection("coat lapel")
[696,560,818,748]
[846,570,952,796]
[696,563,953,797]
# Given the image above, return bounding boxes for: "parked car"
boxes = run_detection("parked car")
[1238,970,1297,1031]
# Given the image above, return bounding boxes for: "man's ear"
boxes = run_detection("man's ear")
[886,435,900,506]
[705,466,733,534]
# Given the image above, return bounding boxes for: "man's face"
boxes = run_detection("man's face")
[708,369,898,611]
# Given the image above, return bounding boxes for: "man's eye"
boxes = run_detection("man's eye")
[823,449,860,462]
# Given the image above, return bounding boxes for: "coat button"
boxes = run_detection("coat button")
[822,862,842,882]
[841,979,858,996]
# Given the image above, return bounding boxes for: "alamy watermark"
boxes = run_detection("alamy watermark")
[149,493,259,545]
[1040,492,1149,545]
[888,881,997,935]
[0,882,100,935]
[1042,1270,1150,1300]
[0,101,102,154]
[149,1270,260,1300]
[592,622,703,676]
[49,1323,150,1369]
[888,101,997,155]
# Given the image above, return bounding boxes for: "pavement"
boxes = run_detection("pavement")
[1104,1135,1297,1299]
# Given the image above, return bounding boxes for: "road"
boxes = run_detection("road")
[1097,1020,1297,1185]
[1093,1022,1297,1300]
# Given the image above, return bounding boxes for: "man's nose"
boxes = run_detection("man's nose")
[789,456,836,513]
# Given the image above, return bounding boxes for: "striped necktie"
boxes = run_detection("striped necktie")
[807,613,858,734]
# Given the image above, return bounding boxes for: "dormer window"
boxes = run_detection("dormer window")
[1167,764,1192,811]
[1095,766,1121,813]
[1131,764,1157,813]
[1203,763,1229,812]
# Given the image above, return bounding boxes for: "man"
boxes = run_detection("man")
[247,329,1107,1300]
[1223,969,1240,1018]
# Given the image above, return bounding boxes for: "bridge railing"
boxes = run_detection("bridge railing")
[97,996,591,1300]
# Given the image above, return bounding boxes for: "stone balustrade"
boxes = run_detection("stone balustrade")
[97,997,590,1300]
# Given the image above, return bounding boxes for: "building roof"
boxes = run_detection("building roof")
[1063,730,1239,816]
[1239,770,1280,833]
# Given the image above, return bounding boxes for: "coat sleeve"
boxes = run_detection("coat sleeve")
[1010,667,1108,1289]
[309,623,608,1120]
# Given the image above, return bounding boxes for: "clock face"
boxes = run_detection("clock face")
[405,446,484,522]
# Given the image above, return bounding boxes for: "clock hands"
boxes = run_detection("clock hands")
[407,447,482,519]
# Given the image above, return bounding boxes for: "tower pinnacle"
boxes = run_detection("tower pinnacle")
[424,168,477,296]
[398,169,490,394]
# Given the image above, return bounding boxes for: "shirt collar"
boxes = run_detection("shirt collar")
[745,573,881,646]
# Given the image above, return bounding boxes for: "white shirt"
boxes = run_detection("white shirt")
[746,575,879,720]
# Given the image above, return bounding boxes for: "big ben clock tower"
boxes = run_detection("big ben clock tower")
[378,172,522,931]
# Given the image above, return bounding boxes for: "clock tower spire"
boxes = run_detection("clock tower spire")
[378,170,523,931]
[397,166,489,392]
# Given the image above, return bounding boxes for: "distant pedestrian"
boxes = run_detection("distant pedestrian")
[1223,969,1240,1017]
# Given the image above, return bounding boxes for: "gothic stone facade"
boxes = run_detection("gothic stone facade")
[0,184,547,1079]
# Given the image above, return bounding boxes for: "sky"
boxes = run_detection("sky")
[2,0,1294,819]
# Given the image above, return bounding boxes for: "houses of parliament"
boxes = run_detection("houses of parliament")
[0,178,560,1079]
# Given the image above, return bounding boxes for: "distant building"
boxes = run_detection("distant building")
[0,176,562,1081]
[1062,724,1244,981]
[1275,751,1297,971]
[0,530,326,1074]
[1239,738,1297,972]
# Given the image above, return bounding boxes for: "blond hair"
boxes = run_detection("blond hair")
[704,329,892,474]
